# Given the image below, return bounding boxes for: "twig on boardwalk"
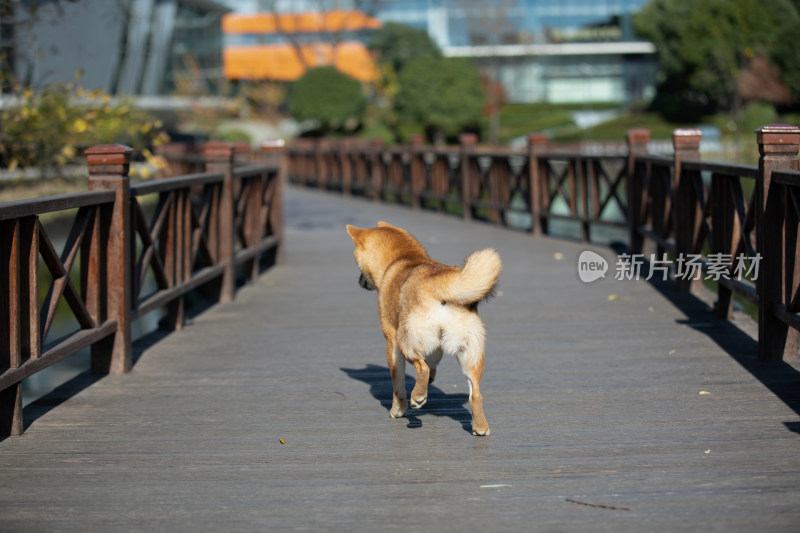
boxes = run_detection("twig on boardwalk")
[565,498,631,512]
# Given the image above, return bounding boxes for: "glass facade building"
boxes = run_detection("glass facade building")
[375,0,656,104]
[216,0,657,104]
[11,0,230,96]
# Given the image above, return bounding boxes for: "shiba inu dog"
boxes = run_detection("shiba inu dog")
[346,222,501,436]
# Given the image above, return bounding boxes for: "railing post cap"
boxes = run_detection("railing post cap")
[260,138,285,151]
[85,144,133,175]
[203,140,234,152]
[528,132,548,147]
[409,134,425,146]
[85,144,133,158]
[756,123,800,145]
[203,141,234,162]
[459,132,478,145]
[673,128,703,150]
[626,128,651,144]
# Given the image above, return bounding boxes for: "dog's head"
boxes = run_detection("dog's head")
[346,224,379,291]
[346,221,426,292]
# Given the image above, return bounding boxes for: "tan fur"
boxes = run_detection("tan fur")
[346,221,501,436]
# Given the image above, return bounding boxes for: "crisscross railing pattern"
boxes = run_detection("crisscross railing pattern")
[131,172,226,326]
[1,141,284,437]
[538,153,628,240]
[1,189,119,437]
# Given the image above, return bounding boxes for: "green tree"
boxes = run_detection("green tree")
[366,22,444,142]
[288,67,365,133]
[635,0,800,120]
[771,19,800,99]
[395,56,485,143]
[368,22,442,74]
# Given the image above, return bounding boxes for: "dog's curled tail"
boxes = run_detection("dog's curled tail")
[436,248,502,306]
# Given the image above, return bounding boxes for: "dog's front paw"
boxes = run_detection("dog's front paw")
[410,396,427,409]
[472,424,491,436]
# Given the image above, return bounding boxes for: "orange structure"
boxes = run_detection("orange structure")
[222,10,381,82]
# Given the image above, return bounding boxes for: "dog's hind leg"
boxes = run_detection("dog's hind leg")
[386,341,407,418]
[458,347,490,436]
[410,358,430,409]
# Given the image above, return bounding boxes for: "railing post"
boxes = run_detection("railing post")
[204,141,236,303]
[86,144,133,375]
[1,218,22,437]
[757,124,800,362]
[234,142,251,166]
[410,134,425,209]
[370,138,385,202]
[262,139,286,265]
[317,139,329,191]
[340,138,353,196]
[673,128,703,293]
[155,142,190,177]
[626,128,650,254]
[460,133,477,221]
[528,133,547,235]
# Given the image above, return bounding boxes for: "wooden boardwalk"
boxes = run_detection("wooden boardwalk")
[2,185,800,532]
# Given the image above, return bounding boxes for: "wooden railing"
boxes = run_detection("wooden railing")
[287,124,800,364]
[0,141,285,437]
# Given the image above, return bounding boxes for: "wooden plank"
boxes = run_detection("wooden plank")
[0,321,116,390]
[234,236,279,265]
[1,219,21,367]
[0,190,115,221]
[20,217,40,359]
[0,218,23,437]
[132,264,225,318]
[232,164,277,179]
[130,172,224,196]
[774,303,800,331]
[682,160,759,179]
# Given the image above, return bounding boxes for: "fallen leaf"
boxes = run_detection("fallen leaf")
[668,349,676,355]
[699,391,711,395]
[554,252,564,260]
[607,294,619,301]
[280,438,286,445]
[704,449,711,454]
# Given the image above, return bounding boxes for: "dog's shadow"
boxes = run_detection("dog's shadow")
[341,364,473,433]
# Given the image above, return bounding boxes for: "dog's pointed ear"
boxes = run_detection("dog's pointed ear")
[377,221,407,234]
[346,224,363,245]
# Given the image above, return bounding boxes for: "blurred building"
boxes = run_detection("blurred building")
[222,10,381,82]
[8,0,230,96]
[377,0,657,104]
[217,0,656,105]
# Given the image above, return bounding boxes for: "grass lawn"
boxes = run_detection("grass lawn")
[496,102,702,144]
